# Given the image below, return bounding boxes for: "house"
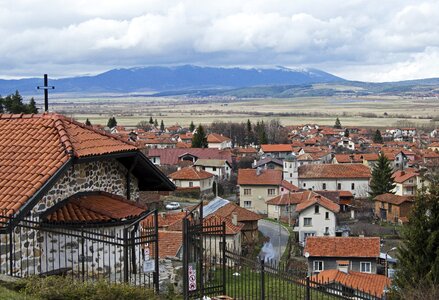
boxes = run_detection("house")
[392,169,419,196]
[294,193,340,243]
[144,137,177,149]
[259,144,293,159]
[314,190,354,212]
[287,162,371,198]
[0,113,175,277]
[374,193,414,224]
[266,190,312,222]
[207,133,232,149]
[253,157,283,170]
[168,167,215,196]
[193,158,232,180]
[304,236,381,275]
[309,270,390,299]
[147,148,232,166]
[337,138,355,151]
[237,168,283,214]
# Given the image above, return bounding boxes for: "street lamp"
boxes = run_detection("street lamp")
[385,247,397,277]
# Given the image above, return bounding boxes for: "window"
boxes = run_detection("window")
[314,205,320,214]
[268,188,276,196]
[244,201,252,208]
[337,183,341,190]
[351,183,355,190]
[324,227,329,235]
[322,183,326,190]
[212,167,217,171]
[290,173,293,177]
[325,212,329,219]
[303,183,307,187]
[360,262,371,273]
[274,206,279,212]
[289,163,292,168]
[243,188,251,196]
[313,261,324,272]
[304,232,315,240]
[388,203,392,213]
[304,218,312,226]
[189,182,193,187]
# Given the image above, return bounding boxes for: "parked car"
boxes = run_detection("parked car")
[166,202,181,210]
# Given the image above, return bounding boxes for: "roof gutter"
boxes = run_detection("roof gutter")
[3,157,74,233]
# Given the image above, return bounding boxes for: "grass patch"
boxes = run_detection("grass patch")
[0,285,33,300]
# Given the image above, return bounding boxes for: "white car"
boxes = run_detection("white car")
[165,202,181,210]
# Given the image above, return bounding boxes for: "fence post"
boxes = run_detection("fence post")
[306,276,310,300]
[260,259,265,300]
[123,227,129,283]
[222,221,226,296]
[154,210,160,294]
[182,218,189,300]
[80,227,85,281]
[8,229,13,276]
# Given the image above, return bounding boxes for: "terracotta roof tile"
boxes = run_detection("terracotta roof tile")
[374,193,414,205]
[298,164,371,179]
[310,270,390,297]
[148,148,232,165]
[44,192,146,224]
[260,144,293,153]
[157,231,182,258]
[266,191,313,205]
[169,167,214,180]
[238,169,282,186]
[304,237,380,258]
[392,170,418,183]
[214,203,262,222]
[295,192,340,213]
[0,113,139,215]
[207,133,231,143]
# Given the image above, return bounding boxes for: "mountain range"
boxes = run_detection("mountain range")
[0,65,438,97]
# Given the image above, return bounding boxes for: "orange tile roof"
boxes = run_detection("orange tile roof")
[310,270,391,297]
[214,203,262,222]
[169,167,214,180]
[392,170,418,183]
[298,164,371,179]
[374,193,414,205]
[281,180,300,192]
[295,192,340,213]
[157,231,182,258]
[207,133,231,143]
[304,237,380,258]
[266,191,313,205]
[0,113,139,215]
[260,144,293,153]
[44,192,146,224]
[237,169,283,186]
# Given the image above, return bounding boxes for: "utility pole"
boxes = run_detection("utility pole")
[37,74,55,112]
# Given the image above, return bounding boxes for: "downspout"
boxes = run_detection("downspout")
[126,156,139,201]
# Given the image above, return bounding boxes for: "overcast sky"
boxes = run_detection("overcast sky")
[1,0,439,82]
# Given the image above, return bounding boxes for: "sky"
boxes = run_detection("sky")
[1,0,439,82]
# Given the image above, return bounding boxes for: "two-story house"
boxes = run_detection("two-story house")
[392,169,419,196]
[304,236,381,275]
[374,193,414,224]
[193,158,232,180]
[294,193,340,243]
[168,167,214,196]
[207,133,232,149]
[237,168,283,214]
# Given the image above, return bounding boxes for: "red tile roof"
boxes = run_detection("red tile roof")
[0,113,138,215]
[310,270,391,297]
[169,167,214,180]
[237,169,282,186]
[266,191,313,205]
[281,180,300,192]
[214,203,262,222]
[260,144,293,153]
[304,237,380,258]
[295,192,340,213]
[298,164,371,179]
[44,192,146,224]
[392,170,418,183]
[157,231,182,258]
[374,193,414,205]
[207,133,231,143]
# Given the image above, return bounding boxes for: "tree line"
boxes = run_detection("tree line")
[0,90,38,114]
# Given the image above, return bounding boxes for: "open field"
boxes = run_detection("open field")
[50,95,439,128]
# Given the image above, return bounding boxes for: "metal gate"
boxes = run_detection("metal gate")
[182,201,226,299]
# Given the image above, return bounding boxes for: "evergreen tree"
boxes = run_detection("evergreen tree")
[189,121,195,132]
[27,97,38,114]
[85,118,92,126]
[160,120,165,131]
[149,116,154,124]
[369,153,395,198]
[154,119,158,127]
[192,124,208,148]
[247,119,252,132]
[107,117,117,128]
[0,96,4,113]
[394,184,439,295]
[334,117,342,129]
[373,129,383,143]
[260,130,268,144]
[344,128,349,137]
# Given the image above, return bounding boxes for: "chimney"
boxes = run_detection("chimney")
[232,212,238,226]
[253,159,257,167]
[256,167,262,176]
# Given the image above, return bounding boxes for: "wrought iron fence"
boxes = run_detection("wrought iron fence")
[0,210,160,292]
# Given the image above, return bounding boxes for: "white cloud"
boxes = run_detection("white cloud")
[0,0,438,81]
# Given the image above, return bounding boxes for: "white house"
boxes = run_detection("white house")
[194,158,232,180]
[337,138,355,151]
[168,167,214,194]
[207,133,232,149]
[294,193,340,244]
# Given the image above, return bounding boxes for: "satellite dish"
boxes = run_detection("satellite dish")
[304,252,310,258]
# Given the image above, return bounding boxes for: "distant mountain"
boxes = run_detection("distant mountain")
[0,65,345,95]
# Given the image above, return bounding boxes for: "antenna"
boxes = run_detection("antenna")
[37,74,55,112]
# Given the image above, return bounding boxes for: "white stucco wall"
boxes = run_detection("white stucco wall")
[297,205,337,243]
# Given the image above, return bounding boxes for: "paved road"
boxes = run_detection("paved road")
[258,219,290,263]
